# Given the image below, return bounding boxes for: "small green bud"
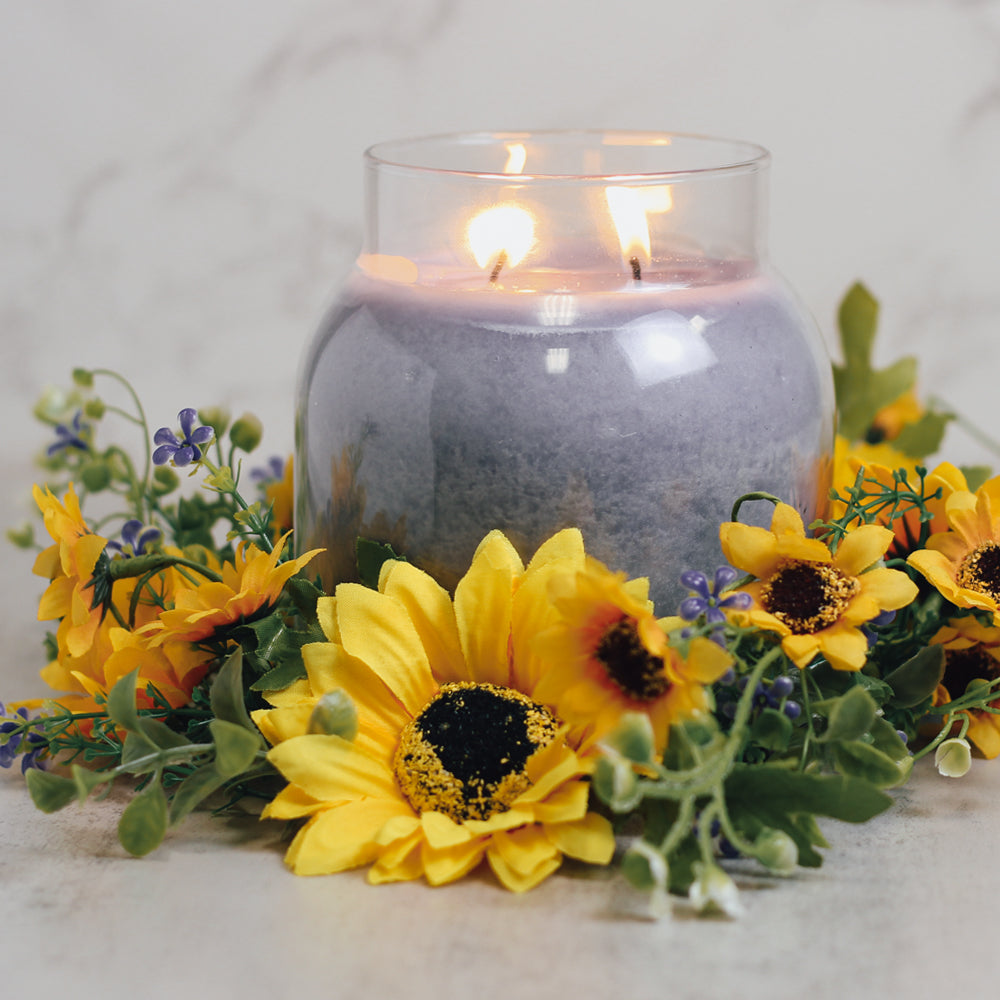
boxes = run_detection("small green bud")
[72,368,94,388]
[6,523,35,549]
[83,398,106,420]
[151,466,180,496]
[752,828,798,875]
[935,737,972,778]
[965,677,992,697]
[603,712,655,764]
[34,386,78,424]
[308,691,358,740]
[592,752,642,812]
[198,407,230,439]
[81,461,112,492]
[229,413,263,453]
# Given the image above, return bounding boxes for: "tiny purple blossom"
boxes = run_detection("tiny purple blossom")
[678,565,752,623]
[152,408,214,467]
[0,704,46,773]
[105,519,161,557]
[47,411,91,456]
[250,456,286,490]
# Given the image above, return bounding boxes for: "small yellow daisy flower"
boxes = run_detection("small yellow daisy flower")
[720,503,918,671]
[908,477,1000,622]
[531,558,732,752]
[931,616,1000,759]
[142,533,320,645]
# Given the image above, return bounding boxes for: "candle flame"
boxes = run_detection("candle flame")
[605,185,673,272]
[504,143,527,175]
[467,204,535,271]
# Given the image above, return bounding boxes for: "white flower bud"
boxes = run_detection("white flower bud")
[935,737,972,778]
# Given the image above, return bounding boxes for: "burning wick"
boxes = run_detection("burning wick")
[629,256,642,281]
[489,250,509,285]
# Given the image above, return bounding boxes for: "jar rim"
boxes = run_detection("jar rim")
[364,129,770,182]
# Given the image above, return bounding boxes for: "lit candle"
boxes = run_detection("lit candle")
[296,132,834,606]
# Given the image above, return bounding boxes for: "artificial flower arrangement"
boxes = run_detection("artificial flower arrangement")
[3,283,999,917]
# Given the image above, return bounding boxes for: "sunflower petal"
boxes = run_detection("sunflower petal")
[380,561,468,684]
[487,828,562,891]
[333,584,437,714]
[453,531,522,687]
[545,812,616,865]
[284,798,409,875]
[834,524,893,575]
[267,734,398,802]
[421,838,488,885]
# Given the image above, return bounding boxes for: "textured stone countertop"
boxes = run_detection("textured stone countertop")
[0,755,992,1000]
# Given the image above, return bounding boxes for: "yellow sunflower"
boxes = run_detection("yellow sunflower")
[253,529,615,892]
[33,483,111,658]
[530,557,732,752]
[720,503,918,671]
[830,445,967,555]
[908,477,1000,622]
[930,616,1000,759]
[38,619,213,717]
[142,533,320,645]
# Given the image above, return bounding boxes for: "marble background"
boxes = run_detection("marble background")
[3,0,999,691]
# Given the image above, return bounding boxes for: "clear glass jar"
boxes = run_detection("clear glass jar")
[295,130,834,607]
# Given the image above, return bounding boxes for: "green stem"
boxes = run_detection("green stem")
[91,369,153,522]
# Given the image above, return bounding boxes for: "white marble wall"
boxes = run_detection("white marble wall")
[3,0,999,690]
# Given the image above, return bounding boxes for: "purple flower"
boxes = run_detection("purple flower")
[105,519,161,558]
[678,566,752,624]
[152,408,214,467]
[47,411,91,456]
[250,456,286,491]
[0,704,46,773]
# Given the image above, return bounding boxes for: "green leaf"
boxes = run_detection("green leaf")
[26,768,78,813]
[250,660,308,692]
[893,411,952,459]
[838,282,880,367]
[884,645,945,708]
[118,781,168,857]
[725,763,893,824]
[210,649,259,736]
[106,666,143,732]
[821,685,877,743]
[284,576,324,621]
[868,716,911,763]
[960,465,993,493]
[138,717,192,750]
[750,708,793,751]
[71,764,110,801]
[356,537,405,590]
[168,764,229,825]
[831,740,908,788]
[120,731,161,773]
[832,283,920,441]
[210,719,260,778]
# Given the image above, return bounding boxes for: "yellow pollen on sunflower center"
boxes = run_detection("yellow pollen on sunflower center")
[956,542,1000,603]
[392,681,559,823]
[760,558,860,635]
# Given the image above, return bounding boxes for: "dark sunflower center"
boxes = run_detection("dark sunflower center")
[760,559,860,635]
[595,617,671,701]
[942,647,1000,700]
[956,543,1000,602]
[393,682,558,823]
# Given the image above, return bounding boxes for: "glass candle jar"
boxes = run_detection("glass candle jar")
[295,130,834,607]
